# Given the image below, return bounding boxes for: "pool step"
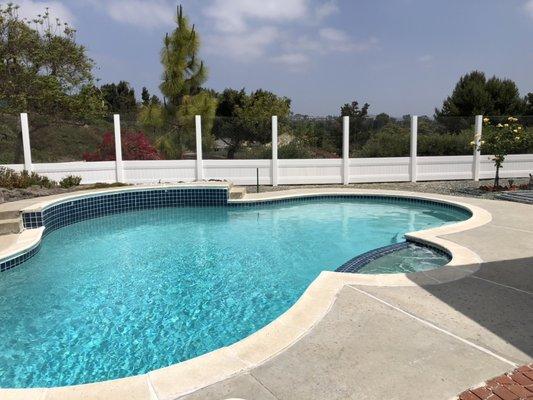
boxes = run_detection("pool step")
[0,218,23,235]
[229,187,247,200]
[0,210,20,220]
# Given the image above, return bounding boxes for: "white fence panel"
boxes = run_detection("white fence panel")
[203,159,272,185]
[279,159,342,184]
[123,160,196,184]
[349,158,410,183]
[417,156,473,181]
[25,162,116,184]
[2,154,532,185]
[479,154,533,180]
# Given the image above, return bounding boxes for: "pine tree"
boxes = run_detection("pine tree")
[149,4,216,160]
[141,87,150,106]
[160,5,207,110]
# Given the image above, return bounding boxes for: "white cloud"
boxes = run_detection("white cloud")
[103,0,174,29]
[11,0,75,25]
[205,26,280,59]
[525,0,533,18]
[272,52,310,70]
[315,1,338,20]
[203,0,308,33]
[201,0,374,71]
[417,54,433,63]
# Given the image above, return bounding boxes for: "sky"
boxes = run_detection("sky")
[7,0,533,116]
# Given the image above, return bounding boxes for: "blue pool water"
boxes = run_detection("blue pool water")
[0,198,469,388]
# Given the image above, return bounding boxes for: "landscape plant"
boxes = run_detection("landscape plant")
[476,117,532,188]
[59,175,82,188]
[0,167,55,189]
[83,131,161,161]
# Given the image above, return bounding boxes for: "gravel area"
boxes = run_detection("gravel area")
[1,178,531,204]
[245,178,532,200]
[0,183,128,204]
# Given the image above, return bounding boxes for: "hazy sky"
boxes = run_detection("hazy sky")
[8,0,533,116]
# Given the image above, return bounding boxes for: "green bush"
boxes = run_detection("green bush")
[59,175,82,188]
[0,167,56,189]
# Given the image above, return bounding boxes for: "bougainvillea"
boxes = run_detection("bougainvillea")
[84,132,162,161]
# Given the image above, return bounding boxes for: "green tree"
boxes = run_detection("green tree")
[141,87,150,106]
[213,89,291,159]
[524,93,533,116]
[145,5,217,159]
[0,3,105,162]
[435,71,525,131]
[101,81,136,115]
[340,100,371,148]
[0,3,104,116]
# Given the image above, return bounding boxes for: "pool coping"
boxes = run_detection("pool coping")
[0,185,493,399]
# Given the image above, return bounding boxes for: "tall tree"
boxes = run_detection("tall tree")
[101,81,136,114]
[524,93,533,116]
[144,4,216,159]
[141,87,150,106]
[435,71,525,131]
[213,89,290,159]
[0,3,105,162]
[0,4,104,117]
[340,100,371,148]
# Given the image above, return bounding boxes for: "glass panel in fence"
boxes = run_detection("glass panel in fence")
[417,116,475,156]
[121,114,196,160]
[278,116,342,159]
[0,113,22,164]
[28,114,114,163]
[203,116,273,160]
[349,115,476,158]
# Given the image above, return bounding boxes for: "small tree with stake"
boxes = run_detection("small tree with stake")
[475,117,531,188]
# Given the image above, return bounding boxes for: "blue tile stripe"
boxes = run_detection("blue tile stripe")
[1,190,466,273]
[1,188,228,273]
[335,241,451,274]
[229,194,473,219]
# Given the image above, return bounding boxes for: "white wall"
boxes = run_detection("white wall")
[3,154,533,186]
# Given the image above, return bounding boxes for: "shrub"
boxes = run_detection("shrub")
[84,131,161,161]
[0,167,55,189]
[59,175,82,188]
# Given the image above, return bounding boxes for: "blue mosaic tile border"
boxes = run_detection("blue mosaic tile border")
[22,188,228,234]
[335,241,452,274]
[229,195,473,218]
[0,243,41,272]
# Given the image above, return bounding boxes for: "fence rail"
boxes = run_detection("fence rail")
[2,114,533,186]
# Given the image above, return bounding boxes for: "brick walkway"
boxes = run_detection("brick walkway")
[458,364,533,400]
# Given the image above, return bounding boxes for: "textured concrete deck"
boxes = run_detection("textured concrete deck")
[179,194,533,400]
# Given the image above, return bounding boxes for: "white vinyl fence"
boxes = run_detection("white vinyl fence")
[3,114,533,186]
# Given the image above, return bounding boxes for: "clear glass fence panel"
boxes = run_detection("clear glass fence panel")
[28,114,113,163]
[278,116,342,159]
[0,113,22,164]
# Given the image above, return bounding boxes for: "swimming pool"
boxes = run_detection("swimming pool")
[0,194,470,388]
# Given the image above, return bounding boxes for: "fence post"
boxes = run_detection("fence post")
[342,116,350,185]
[473,115,482,181]
[20,113,33,172]
[195,115,204,181]
[272,115,278,186]
[113,114,124,183]
[410,115,418,182]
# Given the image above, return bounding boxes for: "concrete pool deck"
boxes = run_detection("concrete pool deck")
[0,186,532,400]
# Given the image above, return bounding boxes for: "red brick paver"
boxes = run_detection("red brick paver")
[458,364,533,400]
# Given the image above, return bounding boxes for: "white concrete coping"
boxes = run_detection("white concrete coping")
[0,186,493,399]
